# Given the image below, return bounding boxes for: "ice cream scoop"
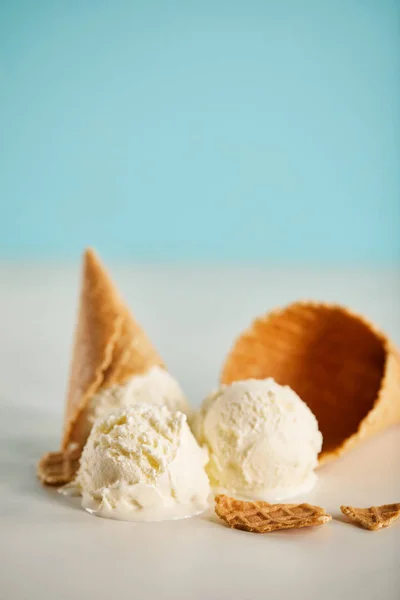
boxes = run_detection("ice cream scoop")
[71,404,210,521]
[87,365,189,424]
[193,378,322,502]
[221,301,400,464]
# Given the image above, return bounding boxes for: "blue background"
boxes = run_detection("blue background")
[1,0,399,262]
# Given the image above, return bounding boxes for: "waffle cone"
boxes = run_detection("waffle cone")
[62,248,164,450]
[221,301,400,464]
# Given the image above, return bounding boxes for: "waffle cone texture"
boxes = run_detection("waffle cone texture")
[215,495,331,533]
[221,301,400,464]
[340,503,400,531]
[62,248,164,450]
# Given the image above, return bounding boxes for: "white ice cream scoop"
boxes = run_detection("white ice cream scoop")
[70,404,210,521]
[87,366,190,424]
[193,378,322,502]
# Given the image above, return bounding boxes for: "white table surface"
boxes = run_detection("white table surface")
[1,263,399,600]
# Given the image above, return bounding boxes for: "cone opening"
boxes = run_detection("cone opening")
[222,304,387,455]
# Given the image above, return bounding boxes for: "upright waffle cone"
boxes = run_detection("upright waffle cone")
[221,301,400,464]
[62,248,164,450]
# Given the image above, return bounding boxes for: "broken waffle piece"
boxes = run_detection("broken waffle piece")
[340,504,400,531]
[37,446,81,486]
[215,494,331,533]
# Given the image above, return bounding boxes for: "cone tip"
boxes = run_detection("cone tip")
[83,247,99,264]
[82,247,109,276]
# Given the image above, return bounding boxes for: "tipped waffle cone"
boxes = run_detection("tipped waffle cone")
[221,301,400,464]
[38,249,165,485]
[62,248,165,451]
